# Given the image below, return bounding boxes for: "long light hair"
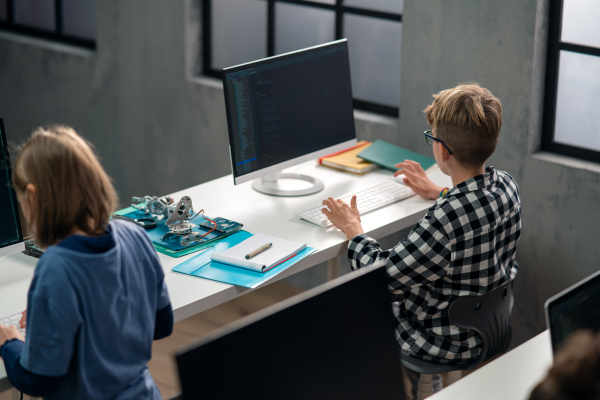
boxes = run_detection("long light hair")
[13,126,118,247]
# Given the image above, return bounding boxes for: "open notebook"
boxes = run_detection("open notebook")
[210,233,306,273]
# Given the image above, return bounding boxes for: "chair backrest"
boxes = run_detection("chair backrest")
[448,279,514,366]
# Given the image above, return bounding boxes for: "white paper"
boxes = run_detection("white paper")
[210,233,307,272]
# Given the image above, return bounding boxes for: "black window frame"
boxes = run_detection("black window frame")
[0,0,96,50]
[542,0,600,163]
[202,0,402,117]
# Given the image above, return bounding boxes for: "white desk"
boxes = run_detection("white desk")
[430,331,553,400]
[0,160,451,391]
[162,162,450,321]
[0,253,36,392]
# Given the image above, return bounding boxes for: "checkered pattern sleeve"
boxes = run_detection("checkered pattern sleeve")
[348,215,452,294]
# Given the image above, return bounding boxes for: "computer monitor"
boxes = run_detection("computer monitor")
[222,39,357,197]
[545,269,600,354]
[175,265,405,400]
[0,118,25,257]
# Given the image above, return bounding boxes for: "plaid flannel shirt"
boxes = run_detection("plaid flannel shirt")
[348,167,521,363]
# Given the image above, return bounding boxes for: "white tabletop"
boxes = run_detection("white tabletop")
[0,160,451,390]
[0,252,37,392]
[154,161,450,321]
[429,330,553,400]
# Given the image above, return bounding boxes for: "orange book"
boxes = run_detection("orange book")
[318,141,378,175]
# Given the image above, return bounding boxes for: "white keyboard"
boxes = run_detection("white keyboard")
[295,179,415,228]
[0,311,26,336]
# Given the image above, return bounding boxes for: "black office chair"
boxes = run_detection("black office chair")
[400,279,515,399]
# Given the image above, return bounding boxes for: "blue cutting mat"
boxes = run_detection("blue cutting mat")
[117,207,242,255]
[172,230,317,288]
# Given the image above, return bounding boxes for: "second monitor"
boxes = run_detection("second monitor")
[0,118,25,257]
[222,39,357,197]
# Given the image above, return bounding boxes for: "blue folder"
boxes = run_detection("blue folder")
[172,231,317,288]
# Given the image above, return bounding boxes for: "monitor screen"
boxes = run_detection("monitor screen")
[0,118,24,257]
[545,269,600,353]
[175,265,405,400]
[222,39,357,196]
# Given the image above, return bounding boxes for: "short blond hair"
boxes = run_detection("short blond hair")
[424,83,502,168]
[13,126,118,247]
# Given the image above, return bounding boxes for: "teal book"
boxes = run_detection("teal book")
[357,139,436,171]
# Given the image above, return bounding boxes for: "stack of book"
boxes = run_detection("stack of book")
[318,141,379,175]
[356,139,436,171]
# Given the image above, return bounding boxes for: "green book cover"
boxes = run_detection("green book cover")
[356,139,436,171]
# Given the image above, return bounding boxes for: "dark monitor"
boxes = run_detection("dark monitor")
[222,39,357,197]
[175,265,405,400]
[545,269,600,354]
[0,118,24,257]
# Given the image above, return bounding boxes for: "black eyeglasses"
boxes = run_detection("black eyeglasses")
[423,130,453,155]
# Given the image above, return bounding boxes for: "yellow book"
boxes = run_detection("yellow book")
[318,141,379,175]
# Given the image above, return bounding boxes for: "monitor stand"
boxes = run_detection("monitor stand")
[252,172,324,197]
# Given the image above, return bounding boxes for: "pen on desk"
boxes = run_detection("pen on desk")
[246,243,272,259]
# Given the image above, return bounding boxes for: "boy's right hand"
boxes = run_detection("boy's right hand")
[395,160,444,200]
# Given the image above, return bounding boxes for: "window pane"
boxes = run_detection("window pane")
[344,0,403,14]
[554,51,600,151]
[561,0,600,48]
[212,0,267,70]
[62,0,96,40]
[301,0,334,4]
[275,3,334,55]
[14,0,55,32]
[344,14,401,108]
[0,0,7,21]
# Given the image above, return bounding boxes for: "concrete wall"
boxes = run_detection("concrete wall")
[0,1,232,203]
[400,0,600,347]
[2,0,600,348]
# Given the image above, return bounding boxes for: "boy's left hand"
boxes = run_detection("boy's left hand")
[0,324,25,349]
[395,160,443,200]
[321,195,364,240]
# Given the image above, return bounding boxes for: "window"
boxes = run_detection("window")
[542,0,600,163]
[0,0,96,49]
[202,0,403,117]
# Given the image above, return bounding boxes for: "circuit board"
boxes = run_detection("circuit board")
[198,217,244,234]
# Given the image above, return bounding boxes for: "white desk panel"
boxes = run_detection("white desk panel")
[429,331,553,400]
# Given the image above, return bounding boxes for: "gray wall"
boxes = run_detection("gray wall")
[2,0,600,348]
[400,0,600,347]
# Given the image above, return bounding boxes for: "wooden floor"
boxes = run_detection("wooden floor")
[0,281,304,400]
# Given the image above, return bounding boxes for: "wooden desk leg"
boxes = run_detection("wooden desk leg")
[417,373,434,400]
[327,257,340,281]
[444,370,462,386]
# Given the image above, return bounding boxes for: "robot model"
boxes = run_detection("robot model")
[131,195,217,246]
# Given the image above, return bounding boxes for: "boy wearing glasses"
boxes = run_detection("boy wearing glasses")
[322,83,521,396]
